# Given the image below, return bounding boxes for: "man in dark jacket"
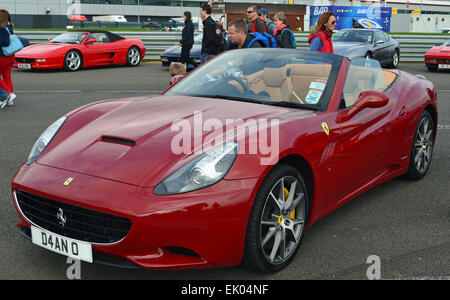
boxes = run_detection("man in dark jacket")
[227,19,263,50]
[178,11,194,66]
[200,4,222,64]
[247,5,267,33]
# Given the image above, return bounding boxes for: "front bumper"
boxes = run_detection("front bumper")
[425,55,450,67]
[161,55,201,70]
[14,56,63,70]
[12,163,258,270]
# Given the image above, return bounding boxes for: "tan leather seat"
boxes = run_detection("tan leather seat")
[262,67,293,101]
[290,64,331,103]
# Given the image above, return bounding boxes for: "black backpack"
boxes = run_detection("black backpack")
[211,18,226,51]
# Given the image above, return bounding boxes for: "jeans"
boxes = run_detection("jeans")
[181,45,192,66]
[201,53,213,64]
[0,88,7,101]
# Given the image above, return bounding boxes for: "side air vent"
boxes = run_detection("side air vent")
[101,136,136,147]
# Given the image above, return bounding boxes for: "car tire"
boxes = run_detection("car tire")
[405,110,435,180]
[63,50,82,72]
[389,49,400,69]
[243,164,309,273]
[126,46,141,67]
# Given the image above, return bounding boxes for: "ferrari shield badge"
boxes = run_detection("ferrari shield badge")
[321,122,330,136]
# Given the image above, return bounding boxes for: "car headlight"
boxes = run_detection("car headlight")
[154,142,239,195]
[193,58,202,64]
[27,116,67,165]
[427,59,438,63]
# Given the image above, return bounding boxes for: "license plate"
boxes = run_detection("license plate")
[31,226,93,263]
[438,64,450,69]
[18,63,31,69]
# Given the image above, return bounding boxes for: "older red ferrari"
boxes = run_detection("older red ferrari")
[425,40,450,71]
[13,30,145,71]
[11,50,437,272]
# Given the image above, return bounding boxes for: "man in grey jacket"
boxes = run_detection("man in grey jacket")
[258,8,276,35]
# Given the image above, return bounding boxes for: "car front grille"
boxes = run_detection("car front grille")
[437,59,450,64]
[15,190,132,244]
[15,58,35,63]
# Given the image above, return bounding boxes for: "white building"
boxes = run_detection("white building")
[1,0,450,31]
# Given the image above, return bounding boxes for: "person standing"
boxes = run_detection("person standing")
[178,11,194,66]
[247,5,267,33]
[258,8,276,35]
[0,9,16,108]
[227,18,263,50]
[308,12,336,54]
[273,12,296,49]
[200,4,222,64]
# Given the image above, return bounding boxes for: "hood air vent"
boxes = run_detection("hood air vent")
[101,136,136,147]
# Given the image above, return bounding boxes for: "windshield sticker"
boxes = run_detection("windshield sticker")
[305,90,322,104]
[309,80,327,91]
[305,80,326,104]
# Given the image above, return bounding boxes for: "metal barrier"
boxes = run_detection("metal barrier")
[15,30,450,63]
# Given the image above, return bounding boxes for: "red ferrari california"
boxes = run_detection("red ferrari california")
[425,40,450,71]
[13,30,145,71]
[11,49,437,272]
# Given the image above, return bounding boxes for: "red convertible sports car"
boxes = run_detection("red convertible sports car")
[425,40,450,71]
[13,30,145,71]
[11,49,437,272]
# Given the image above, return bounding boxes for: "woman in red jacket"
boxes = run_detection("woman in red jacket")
[308,12,336,54]
[0,9,16,108]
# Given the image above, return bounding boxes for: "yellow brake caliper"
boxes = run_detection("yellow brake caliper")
[284,187,296,219]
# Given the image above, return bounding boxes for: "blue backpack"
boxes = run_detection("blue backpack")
[247,32,278,48]
[280,28,296,48]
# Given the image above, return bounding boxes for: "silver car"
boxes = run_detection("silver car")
[332,29,400,68]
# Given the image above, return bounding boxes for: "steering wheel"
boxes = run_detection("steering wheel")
[227,73,250,94]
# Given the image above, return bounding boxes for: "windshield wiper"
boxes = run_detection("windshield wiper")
[185,94,266,104]
[181,94,318,110]
[268,101,319,111]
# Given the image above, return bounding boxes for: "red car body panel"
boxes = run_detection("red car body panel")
[425,44,450,68]
[13,32,145,70]
[11,55,438,270]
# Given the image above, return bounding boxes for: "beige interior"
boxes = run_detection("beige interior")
[240,64,397,106]
[343,66,393,107]
[289,64,331,104]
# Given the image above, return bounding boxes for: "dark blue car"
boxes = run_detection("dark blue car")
[161,34,202,70]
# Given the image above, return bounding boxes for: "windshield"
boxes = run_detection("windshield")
[333,30,373,44]
[50,32,88,44]
[443,40,450,46]
[165,49,341,110]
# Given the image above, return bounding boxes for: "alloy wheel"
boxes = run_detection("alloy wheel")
[66,51,81,71]
[260,176,306,265]
[413,116,434,174]
[128,47,140,66]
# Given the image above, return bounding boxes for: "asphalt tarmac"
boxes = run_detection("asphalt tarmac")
[0,63,448,280]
